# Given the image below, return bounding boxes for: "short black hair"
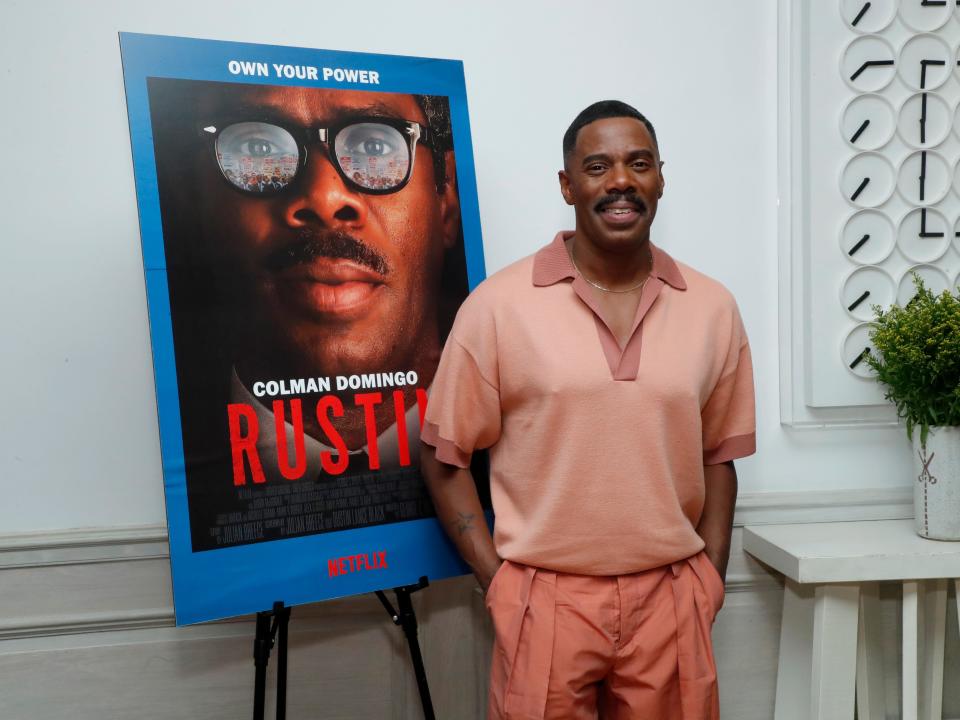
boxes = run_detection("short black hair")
[562,100,658,162]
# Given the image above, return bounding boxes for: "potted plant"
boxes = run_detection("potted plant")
[867,275,960,540]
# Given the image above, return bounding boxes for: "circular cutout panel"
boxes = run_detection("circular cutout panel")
[897,34,952,91]
[842,35,897,92]
[897,264,951,306]
[840,0,898,33]
[897,151,951,206]
[842,153,896,208]
[897,92,951,149]
[842,323,879,379]
[897,207,951,263]
[841,267,895,321]
[840,210,896,264]
[898,0,953,32]
[843,94,897,150]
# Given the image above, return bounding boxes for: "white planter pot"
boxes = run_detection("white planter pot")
[913,426,960,540]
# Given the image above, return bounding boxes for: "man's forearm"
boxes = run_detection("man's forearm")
[697,460,738,580]
[420,444,501,590]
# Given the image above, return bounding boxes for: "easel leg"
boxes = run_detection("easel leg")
[253,611,271,720]
[251,602,291,720]
[395,587,435,720]
[376,577,436,720]
[277,605,291,720]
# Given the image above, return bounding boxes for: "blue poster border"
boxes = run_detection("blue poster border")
[119,32,486,625]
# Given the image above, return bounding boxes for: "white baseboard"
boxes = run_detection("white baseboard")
[0,524,168,569]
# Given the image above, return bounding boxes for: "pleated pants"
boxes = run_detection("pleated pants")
[485,551,725,720]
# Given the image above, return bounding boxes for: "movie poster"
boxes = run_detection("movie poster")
[119,33,487,624]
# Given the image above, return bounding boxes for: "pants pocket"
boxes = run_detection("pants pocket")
[691,551,725,617]
[485,560,510,612]
[488,566,555,719]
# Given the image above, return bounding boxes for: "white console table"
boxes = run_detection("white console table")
[743,519,960,720]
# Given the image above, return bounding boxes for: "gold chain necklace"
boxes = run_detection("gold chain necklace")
[570,240,652,294]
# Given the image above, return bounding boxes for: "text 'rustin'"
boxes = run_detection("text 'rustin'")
[227,390,427,486]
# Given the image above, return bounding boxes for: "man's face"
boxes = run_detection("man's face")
[558,117,664,253]
[194,86,459,382]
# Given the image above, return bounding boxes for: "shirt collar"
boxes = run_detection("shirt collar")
[532,231,687,291]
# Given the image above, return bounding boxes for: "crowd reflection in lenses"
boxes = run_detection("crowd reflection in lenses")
[216,120,412,194]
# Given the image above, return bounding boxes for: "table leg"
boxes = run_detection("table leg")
[919,579,947,720]
[903,581,919,720]
[775,579,814,720]
[856,582,885,720]
[774,581,860,720]
[811,584,859,719]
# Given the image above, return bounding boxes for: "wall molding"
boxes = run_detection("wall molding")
[0,608,175,642]
[0,572,777,644]
[0,487,913,570]
[0,488,911,642]
[734,486,912,527]
[0,524,168,569]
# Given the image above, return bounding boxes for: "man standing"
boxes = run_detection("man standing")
[421,101,755,719]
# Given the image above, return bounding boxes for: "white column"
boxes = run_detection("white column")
[856,582,885,720]
[903,581,919,720]
[919,579,947,720]
[956,579,960,631]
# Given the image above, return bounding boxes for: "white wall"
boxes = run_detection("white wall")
[0,0,915,536]
[0,4,953,718]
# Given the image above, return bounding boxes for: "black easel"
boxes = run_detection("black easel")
[250,579,434,720]
[252,600,291,720]
[376,576,436,720]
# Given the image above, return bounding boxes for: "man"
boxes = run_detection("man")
[421,100,755,719]
[147,79,474,549]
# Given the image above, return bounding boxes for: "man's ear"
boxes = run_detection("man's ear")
[558,169,575,206]
[439,151,460,250]
[657,161,665,199]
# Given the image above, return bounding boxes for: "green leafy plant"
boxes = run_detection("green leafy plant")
[866,275,960,447]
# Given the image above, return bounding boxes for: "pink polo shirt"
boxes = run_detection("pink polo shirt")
[422,232,756,575]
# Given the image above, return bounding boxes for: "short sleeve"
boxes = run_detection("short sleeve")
[422,296,502,468]
[701,303,756,465]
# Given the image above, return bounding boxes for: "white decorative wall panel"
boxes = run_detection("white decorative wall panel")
[780,0,960,425]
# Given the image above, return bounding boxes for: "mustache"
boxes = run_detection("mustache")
[262,229,389,275]
[595,193,647,213]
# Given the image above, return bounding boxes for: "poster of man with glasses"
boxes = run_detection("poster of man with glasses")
[120,33,487,624]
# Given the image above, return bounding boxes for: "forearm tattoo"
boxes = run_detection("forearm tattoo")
[453,512,475,536]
